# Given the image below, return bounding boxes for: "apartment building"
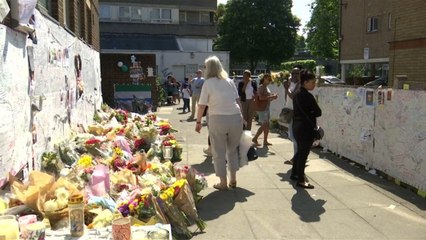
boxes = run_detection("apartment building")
[98,0,230,106]
[389,0,426,88]
[340,0,426,88]
[339,0,392,85]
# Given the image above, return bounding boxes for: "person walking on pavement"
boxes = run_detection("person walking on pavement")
[181,80,191,113]
[238,70,257,130]
[195,56,243,190]
[283,67,301,165]
[188,69,205,121]
[252,73,278,146]
[291,69,322,189]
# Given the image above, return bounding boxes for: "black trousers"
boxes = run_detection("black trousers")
[182,98,190,112]
[291,139,314,182]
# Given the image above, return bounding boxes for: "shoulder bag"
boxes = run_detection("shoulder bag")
[254,85,268,111]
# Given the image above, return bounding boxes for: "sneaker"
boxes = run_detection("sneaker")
[203,147,212,156]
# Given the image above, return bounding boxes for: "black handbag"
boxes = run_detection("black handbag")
[313,126,324,140]
[247,146,258,161]
[280,107,293,124]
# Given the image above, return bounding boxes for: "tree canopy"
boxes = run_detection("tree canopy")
[214,0,299,71]
[305,0,339,59]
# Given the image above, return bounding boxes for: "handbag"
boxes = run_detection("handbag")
[254,85,268,111]
[280,107,293,124]
[313,126,324,140]
[247,146,258,161]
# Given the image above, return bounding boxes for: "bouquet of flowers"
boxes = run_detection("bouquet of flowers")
[41,151,64,177]
[174,181,206,231]
[158,121,177,135]
[161,135,183,162]
[174,164,207,203]
[268,71,290,86]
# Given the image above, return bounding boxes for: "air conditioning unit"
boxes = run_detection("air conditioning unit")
[0,0,10,22]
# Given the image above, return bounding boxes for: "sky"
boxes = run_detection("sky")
[217,0,312,36]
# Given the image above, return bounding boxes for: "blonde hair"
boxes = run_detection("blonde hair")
[204,56,228,80]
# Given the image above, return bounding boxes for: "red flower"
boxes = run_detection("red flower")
[134,138,145,150]
[85,138,101,144]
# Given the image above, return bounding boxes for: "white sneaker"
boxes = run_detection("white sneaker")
[203,147,212,156]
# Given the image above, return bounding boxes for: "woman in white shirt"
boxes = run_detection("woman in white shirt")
[195,56,244,190]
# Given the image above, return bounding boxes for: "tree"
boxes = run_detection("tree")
[305,0,339,59]
[296,35,306,50]
[214,0,299,72]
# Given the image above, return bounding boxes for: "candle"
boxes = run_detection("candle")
[163,146,172,160]
[0,215,19,240]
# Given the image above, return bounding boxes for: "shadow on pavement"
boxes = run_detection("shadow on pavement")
[197,188,255,221]
[311,148,426,211]
[291,188,326,222]
[191,157,215,175]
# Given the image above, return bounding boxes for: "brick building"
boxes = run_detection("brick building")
[37,0,100,51]
[340,0,426,88]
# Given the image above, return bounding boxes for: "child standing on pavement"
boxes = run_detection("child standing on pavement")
[181,81,191,113]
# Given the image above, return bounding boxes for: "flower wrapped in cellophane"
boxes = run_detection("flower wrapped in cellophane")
[157,185,192,238]
[173,180,206,231]
[174,164,208,203]
[139,125,159,145]
[157,120,177,135]
[117,190,166,225]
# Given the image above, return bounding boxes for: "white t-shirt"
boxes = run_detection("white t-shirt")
[182,88,191,99]
[198,77,241,115]
[245,82,255,100]
[285,81,298,110]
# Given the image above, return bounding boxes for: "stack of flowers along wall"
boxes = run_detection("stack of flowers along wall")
[0,9,102,184]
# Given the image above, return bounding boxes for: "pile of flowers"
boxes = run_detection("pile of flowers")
[7,105,208,238]
[268,71,290,86]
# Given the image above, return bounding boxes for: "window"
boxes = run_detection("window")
[150,8,172,23]
[367,17,378,32]
[131,7,143,21]
[200,12,210,24]
[388,13,392,30]
[38,0,52,15]
[179,11,187,23]
[100,5,111,21]
[119,6,131,21]
[186,11,198,24]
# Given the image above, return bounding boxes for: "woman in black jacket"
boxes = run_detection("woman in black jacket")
[291,70,322,189]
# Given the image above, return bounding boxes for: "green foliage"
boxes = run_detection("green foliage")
[215,0,299,71]
[156,76,166,104]
[296,35,306,50]
[348,65,365,78]
[281,60,317,71]
[306,0,339,59]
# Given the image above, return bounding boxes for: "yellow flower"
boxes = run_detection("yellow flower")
[114,147,123,156]
[78,154,93,168]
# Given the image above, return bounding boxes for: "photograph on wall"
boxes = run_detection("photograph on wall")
[365,90,374,106]
[378,90,384,105]
[387,89,392,101]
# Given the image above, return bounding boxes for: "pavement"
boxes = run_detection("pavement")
[156,104,426,240]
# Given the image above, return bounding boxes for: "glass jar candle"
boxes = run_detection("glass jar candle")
[0,215,19,240]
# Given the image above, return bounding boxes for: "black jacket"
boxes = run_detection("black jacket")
[292,87,322,141]
[237,80,257,102]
